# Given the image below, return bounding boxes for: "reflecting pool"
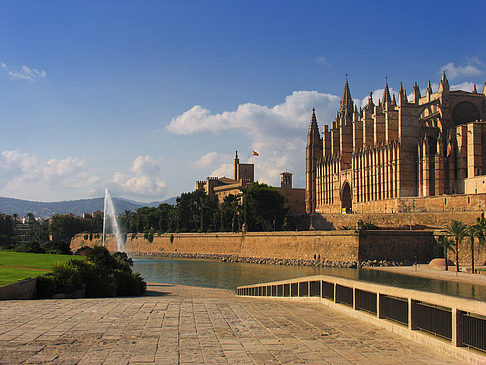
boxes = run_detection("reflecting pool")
[133,257,486,301]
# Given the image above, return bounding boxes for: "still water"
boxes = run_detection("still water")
[133,257,486,301]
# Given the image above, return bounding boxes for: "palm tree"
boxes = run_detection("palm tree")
[436,235,455,271]
[475,213,486,270]
[466,224,483,274]
[445,220,468,272]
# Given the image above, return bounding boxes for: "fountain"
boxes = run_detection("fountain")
[102,187,125,252]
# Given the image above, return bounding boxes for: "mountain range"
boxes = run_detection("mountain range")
[0,196,177,218]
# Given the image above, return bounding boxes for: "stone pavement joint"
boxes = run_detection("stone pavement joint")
[0,283,463,364]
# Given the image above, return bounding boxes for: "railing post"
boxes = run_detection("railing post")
[409,299,418,330]
[353,287,356,310]
[452,308,463,347]
[376,292,381,318]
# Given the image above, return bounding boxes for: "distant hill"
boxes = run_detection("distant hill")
[0,196,178,218]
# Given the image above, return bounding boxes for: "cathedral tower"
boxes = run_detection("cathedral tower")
[305,108,322,213]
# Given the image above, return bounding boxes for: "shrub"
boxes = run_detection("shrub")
[44,240,72,255]
[114,270,146,296]
[75,246,92,256]
[147,231,154,243]
[51,262,83,294]
[36,246,145,299]
[36,274,56,299]
[17,241,44,253]
[83,234,88,240]
[112,251,133,266]
[89,233,93,241]
[170,234,174,244]
[362,222,378,230]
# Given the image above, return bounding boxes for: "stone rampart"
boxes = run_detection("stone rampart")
[71,230,436,264]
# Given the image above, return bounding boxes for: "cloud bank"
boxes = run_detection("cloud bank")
[1,62,46,81]
[111,155,167,200]
[167,91,340,186]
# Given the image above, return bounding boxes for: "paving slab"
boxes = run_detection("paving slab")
[0,283,464,364]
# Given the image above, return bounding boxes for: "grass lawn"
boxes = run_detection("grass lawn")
[0,251,84,286]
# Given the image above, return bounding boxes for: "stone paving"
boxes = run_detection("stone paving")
[0,283,462,364]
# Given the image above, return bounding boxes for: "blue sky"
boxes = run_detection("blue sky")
[1,0,485,202]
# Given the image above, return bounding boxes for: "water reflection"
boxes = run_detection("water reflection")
[132,257,486,301]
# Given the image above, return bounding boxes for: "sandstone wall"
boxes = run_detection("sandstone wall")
[72,231,360,262]
[309,211,484,230]
[358,231,433,263]
[72,230,439,264]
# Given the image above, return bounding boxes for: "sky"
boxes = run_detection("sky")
[0,0,485,203]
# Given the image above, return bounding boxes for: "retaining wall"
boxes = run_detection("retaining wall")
[71,230,435,264]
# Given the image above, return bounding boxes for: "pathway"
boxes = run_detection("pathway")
[0,283,462,364]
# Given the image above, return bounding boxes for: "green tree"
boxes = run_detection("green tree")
[466,224,483,274]
[240,182,287,231]
[436,235,455,271]
[445,220,468,272]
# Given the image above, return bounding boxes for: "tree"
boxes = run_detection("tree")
[445,220,468,272]
[436,235,455,271]
[239,182,287,231]
[475,213,486,269]
[466,224,483,274]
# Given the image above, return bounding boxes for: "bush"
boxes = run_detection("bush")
[51,261,83,294]
[114,270,146,296]
[74,246,92,256]
[69,259,116,297]
[112,251,133,266]
[36,274,56,299]
[36,246,145,299]
[362,222,378,230]
[44,240,72,255]
[17,241,44,253]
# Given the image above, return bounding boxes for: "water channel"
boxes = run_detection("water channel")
[133,257,486,301]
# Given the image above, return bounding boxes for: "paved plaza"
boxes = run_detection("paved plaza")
[0,283,462,364]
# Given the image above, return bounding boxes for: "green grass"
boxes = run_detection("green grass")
[0,251,85,286]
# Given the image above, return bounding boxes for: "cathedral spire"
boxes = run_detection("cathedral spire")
[383,80,391,105]
[427,80,432,95]
[473,84,477,94]
[439,71,449,92]
[398,82,407,105]
[368,91,374,109]
[307,107,319,136]
[413,82,421,103]
[340,79,354,120]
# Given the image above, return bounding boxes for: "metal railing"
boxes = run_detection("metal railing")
[355,289,377,315]
[462,312,486,352]
[414,301,452,340]
[379,294,408,325]
[237,274,486,355]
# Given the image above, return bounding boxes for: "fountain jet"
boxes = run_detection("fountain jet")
[102,187,125,252]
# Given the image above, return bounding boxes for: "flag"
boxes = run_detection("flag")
[252,151,259,156]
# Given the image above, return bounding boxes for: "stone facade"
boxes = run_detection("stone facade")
[306,74,486,214]
[196,152,305,214]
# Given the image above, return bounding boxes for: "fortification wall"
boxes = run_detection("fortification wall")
[71,230,439,264]
[72,231,360,262]
[309,211,484,230]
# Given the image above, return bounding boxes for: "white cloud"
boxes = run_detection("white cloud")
[315,56,328,65]
[167,91,340,187]
[192,152,232,169]
[111,156,167,200]
[1,62,46,81]
[0,150,99,196]
[451,81,476,92]
[440,59,483,79]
